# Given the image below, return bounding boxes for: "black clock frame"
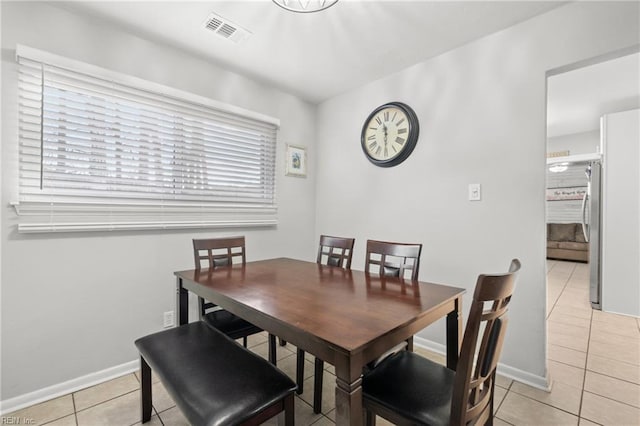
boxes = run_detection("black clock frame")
[360,101,420,168]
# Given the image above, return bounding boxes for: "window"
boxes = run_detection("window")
[14,46,279,233]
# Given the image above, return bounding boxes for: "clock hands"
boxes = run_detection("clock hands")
[382,122,390,158]
[362,102,418,167]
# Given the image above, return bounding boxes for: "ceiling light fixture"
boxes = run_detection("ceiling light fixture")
[549,163,569,173]
[272,0,339,13]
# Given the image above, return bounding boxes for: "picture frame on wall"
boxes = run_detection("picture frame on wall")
[285,144,307,178]
[546,186,587,201]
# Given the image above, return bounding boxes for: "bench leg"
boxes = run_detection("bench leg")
[313,357,324,413]
[296,349,305,394]
[246,392,295,426]
[282,393,295,426]
[140,356,152,423]
[268,334,277,366]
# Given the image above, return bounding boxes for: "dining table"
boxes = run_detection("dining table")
[175,257,465,426]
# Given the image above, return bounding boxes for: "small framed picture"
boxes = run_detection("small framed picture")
[285,144,307,177]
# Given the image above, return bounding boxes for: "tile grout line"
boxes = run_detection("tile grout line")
[570,262,591,424]
[582,388,640,410]
[506,382,586,420]
[589,370,640,387]
[549,339,639,389]
[72,391,79,426]
[546,261,575,320]
[573,267,640,417]
[547,261,588,424]
[493,416,516,426]
[76,388,140,413]
[493,378,512,416]
[505,392,583,421]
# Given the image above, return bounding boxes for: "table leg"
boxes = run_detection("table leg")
[176,277,189,326]
[446,296,462,370]
[334,355,363,426]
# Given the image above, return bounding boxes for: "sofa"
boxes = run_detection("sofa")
[547,223,589,262]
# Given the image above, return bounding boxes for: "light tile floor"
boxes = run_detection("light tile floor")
[5,260,640,425]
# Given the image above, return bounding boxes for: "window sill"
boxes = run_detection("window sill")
[16,219,277,233]
[11,201,277,233]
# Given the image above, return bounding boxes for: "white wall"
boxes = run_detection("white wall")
[1,1,317,403]
[0,1,3,400]
[548,130,600,156]
[315,1,639,385]
[601,109,640,317]
[2,0,639,409]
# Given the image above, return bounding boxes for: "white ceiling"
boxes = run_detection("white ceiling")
[547,52,640,138]
[57,0,565,104]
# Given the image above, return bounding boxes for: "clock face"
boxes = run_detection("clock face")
[361,102,419,167]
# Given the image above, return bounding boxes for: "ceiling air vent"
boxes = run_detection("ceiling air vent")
[203,13,252,44]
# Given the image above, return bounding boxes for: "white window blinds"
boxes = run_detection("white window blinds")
[14,46,279,233]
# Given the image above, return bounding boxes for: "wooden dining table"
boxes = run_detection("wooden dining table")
[175,257,465,426]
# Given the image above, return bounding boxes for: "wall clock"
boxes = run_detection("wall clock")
[361,102,419,167]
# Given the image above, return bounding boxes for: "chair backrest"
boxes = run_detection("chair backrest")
[193,236,246,270]
[450,259,521,425]
[365,239,422,280]
[316,235,355,269]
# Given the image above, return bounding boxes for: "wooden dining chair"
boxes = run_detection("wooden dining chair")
[362,259,521,426]
[364,239,423,371]
[193,236,277,364]
[317,234,355,269]
[365,239,422,280]
[297,235,355,413]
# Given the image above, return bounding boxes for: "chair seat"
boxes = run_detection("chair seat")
[363,351,455,426]
[202,309,263,340]
[135,322,296,426]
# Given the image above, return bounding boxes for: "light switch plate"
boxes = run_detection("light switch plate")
[469,183,481,201]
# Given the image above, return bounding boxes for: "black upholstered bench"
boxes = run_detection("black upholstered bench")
[135,321,296,425]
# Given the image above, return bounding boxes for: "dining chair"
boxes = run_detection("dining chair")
[316,234,355,268]
[297,235,355,413]
[365,239,422,280]
[363,239,424,371]
[193,236,277,364]
[279,233,357,351]
[362,259,521,426]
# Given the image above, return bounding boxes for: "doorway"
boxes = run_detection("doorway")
[545,49,640,381]
[546,48,640,315]
[545,50,640,415]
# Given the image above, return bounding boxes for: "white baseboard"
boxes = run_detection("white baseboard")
[1,336,552,415]
[496,361,551,391]
[414,335,447,354]
[413,336,550,391]
[0,360,139,415]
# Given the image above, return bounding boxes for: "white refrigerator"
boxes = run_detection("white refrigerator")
[586,160,602,310]
[598,108,640,316]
